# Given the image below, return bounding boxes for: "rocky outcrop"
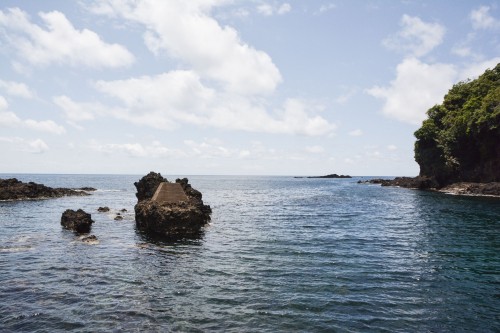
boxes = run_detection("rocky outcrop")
[414,64,499,186]
[134,172,211,238]
[97,206,110,212]
[61,209,94,233]
[0,178,93,201]
[134,171,168,201]
[358,176,438,189]
[359,177,500,197]
[439,182,500,196]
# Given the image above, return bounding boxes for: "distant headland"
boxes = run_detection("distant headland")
[295,174,352,179]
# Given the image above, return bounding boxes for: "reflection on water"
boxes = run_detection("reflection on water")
[0,174,499,332]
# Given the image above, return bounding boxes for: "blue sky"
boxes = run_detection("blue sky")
[0,0,499,176]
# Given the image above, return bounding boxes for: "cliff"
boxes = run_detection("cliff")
[414,63,500,186]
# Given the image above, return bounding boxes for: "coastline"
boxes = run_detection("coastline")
[359,177,500,198]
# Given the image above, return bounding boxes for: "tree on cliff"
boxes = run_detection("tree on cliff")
[414,63,500,186]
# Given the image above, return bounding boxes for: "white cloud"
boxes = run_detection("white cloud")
[0,7,134,68]
[348,129,363,137]
[90,140,186,158]
[470,6,500,30]
[24,119,66,135]
[257,4,274,16]
[459,57,500,81]
[305,145,325,154]
[28,138,49,153]
[317,3,336,14]
[257,3,290,16]
[89,72,336,135]
[0,96,8,110]
[0,106,65,134]
[278,3,292,15]
[383,15,445,57]
[387,144,398,151]
[1,136,49,153]
[0,80,34,98]
[91,0,281,95]
[367,57,456,125]
[54,95,103,123]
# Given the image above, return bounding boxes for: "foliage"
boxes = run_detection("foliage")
[414,63,500,185]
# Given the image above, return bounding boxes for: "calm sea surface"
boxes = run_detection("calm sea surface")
[0,174,499,332]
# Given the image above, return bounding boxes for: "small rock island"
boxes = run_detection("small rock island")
[134,172,212,238]
[295,174,352,179]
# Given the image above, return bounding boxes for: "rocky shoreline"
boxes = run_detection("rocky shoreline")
[358,177,500,197]
[0,178,95,201]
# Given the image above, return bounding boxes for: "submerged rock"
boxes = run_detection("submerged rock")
[81,235,99,244]
[61,209,94,233]
[97,206,110,212]
[0,178,92,201]
[134,172,211,238]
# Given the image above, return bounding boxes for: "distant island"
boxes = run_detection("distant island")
[362,63,500,196]
[295,174,352,179]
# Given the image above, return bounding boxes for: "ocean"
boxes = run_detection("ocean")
[0,174,499,332]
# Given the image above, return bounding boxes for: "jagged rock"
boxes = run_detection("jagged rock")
[97,206,110,212]
[61,209,94,233]
[358,176,438,189]
[134,171,168,202]
[0,178,91,201]
[134,172,211,238]
[439,182,500,196]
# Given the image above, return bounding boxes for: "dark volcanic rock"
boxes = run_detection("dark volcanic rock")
[135,201,210,237]
[307,174,352,179]
[358,176,438,189]
[61,209,94,233]
[134,173,211,238]
[79,187,97,191]
[439,182,500,196]
[114,215,123,221]
[97,206,110,212]
[0,178,91,201]
[134,171,168,202]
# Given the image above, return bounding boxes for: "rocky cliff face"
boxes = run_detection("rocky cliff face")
[414,63,500,186]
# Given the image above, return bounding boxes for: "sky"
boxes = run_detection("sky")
[0,0,499,176]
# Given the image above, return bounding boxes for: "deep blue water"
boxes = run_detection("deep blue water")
[0,174,499,332]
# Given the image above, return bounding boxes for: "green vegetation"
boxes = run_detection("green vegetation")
[414,63,500,186]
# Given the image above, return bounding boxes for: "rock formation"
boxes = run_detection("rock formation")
[308,174,352,179]
[134,172,212,238]
[61,209,94,233]
[0,178,94,201]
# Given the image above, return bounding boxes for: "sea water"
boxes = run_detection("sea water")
[0,174,499,332]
